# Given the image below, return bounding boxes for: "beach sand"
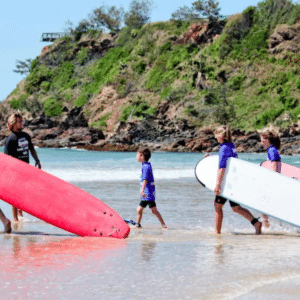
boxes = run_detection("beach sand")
[0,178,299,299]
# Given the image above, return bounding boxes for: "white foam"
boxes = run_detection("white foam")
[43,168,195,182]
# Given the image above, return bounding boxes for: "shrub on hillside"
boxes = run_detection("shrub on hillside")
[228,75,247,90]
[291,106,300,121]
[296,78,300,89]
[76,47,90,66]
[91,113,112,128]
[52,62,75,90]
[43,97,63,117]
[74,94,89,107]
[40,81,51,92]
[25,65,52,93]
[165,86,189,103]
[132,60,147,74]
[10,98,21,110]
[120,100,156,121]
[145,45,191,91]
[254,0,300,29]
[254,108,284,128]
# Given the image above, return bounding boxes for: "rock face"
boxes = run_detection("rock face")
[180,21,225,45]
[0,107,105,149]
[0,107,299,154]
[268,23,300,55]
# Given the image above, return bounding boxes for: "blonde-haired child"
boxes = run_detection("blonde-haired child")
[210,125,262,234]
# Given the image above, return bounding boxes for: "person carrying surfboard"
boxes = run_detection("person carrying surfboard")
[135,148,167,229]
[4,113,42,223]
[260,131,281,228]
[208,125,262,234]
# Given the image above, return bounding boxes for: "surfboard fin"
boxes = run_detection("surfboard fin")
[123,219,137,225]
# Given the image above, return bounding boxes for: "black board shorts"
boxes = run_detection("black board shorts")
[215,196,239,207]
[139,200,156,208]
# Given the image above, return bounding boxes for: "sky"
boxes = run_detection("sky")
[0,0,262,102]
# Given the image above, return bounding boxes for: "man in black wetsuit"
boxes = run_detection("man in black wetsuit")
[4,113,41,223]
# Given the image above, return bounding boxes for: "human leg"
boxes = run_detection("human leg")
[262,214,269,228]
[214,196,227,234]
[0,209,11,233]
[12,206,19,222]
[231,204,262,234]
[214,202,224,234]
[136,205,144,227]
[150,207,167,228]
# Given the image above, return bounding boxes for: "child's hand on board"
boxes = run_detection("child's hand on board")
[140,190,146,198]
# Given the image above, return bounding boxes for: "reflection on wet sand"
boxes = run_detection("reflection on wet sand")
[141,241,156,262]
[2,233,127,270]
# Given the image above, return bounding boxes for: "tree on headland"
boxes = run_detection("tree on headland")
[124,0,154,28]
[192,0,222,23]
[13,59,33,75]
[89,5,125,32]
[171,0,222,23]
[73,20,92,41]
[171,6,201,21]
[65,0,153,40]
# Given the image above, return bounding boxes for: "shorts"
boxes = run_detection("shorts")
[139,200,156,208]
[215,196,239,207]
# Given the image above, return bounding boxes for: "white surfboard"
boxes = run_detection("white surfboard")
[195,155,300,228]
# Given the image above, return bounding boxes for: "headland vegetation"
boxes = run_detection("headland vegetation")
[2,0,300,154]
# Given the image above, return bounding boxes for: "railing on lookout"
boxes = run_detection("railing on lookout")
[41,32,70,42]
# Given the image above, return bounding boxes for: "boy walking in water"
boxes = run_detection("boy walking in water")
[136,148,167,229]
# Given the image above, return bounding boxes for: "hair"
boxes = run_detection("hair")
[261,131,281,150]
[138,148,151,162]
[7,113,23,131]
[214,125,232,143]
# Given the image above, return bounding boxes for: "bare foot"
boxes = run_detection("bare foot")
[4,219,11,234]
[254,221,262,235]
[162,225,168,230]
[262,215,270,228]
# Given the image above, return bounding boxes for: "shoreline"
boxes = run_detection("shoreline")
[0,109,299,155]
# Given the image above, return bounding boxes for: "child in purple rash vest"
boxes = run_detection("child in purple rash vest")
[135,148,167,229]
[207,125,262,235]
[260,130,281,228]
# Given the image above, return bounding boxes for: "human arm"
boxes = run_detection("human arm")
[4,135,14,156]
[4,140,9,155]
[270,161,279,172]
[30,148,41,169]
[214,168,226,195]
[215,144,231,195]
[140,179,147,198]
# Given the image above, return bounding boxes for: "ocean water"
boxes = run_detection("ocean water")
[0,148,300,299]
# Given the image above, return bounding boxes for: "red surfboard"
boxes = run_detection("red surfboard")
[0,153,130,238]
[261,160,300,181]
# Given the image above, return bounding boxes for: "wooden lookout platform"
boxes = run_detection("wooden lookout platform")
[41,32,70,42]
